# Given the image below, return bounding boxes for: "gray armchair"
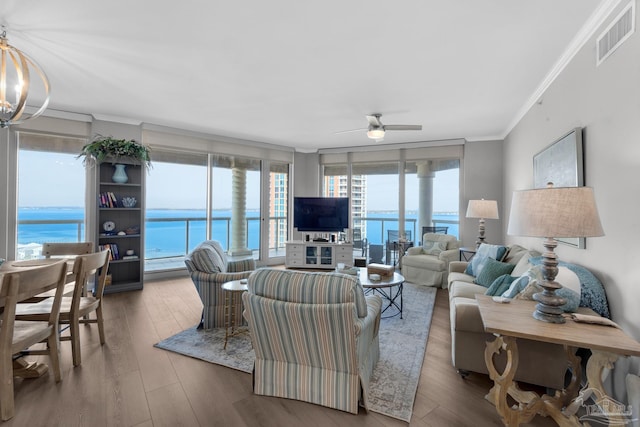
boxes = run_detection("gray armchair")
[184,240,256,329]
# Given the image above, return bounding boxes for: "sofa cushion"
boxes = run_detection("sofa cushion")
[422,240,448,256]
[502,244,530,265]
[449,281,487,299]
[464,243,508,276]
[511,251,537,277]
[474,258,515,287]
[448,271,475,285]
[484,274,517,296]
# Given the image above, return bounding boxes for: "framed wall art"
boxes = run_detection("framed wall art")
[533,127,585,248]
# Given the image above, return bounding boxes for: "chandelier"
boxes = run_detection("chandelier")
[0,27,50,128]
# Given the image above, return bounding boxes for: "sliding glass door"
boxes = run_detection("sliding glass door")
[145,150,208,270]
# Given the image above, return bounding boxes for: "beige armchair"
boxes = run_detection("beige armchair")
[184,240,256,329]
[401,233,461,287]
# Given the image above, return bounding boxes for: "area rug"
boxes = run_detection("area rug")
[154,283,436,422]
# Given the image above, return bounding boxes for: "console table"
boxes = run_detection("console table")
[476,294,640,426]
[285,241,353,269]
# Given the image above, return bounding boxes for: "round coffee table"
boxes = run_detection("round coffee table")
[221,279,249,349]
[358,268,405,319]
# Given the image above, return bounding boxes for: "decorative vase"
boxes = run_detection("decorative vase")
[112,164,128,183]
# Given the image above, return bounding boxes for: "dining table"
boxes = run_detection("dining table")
[0,258,75,378]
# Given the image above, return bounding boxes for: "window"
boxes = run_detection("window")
[405,160,460,241]
[145,150,208,271]
[351,162,400,246]
[16,132,87,260]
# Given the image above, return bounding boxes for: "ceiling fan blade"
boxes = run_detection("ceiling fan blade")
[366,114,383,127]
[334,127,367,135]
[384,124,422,131]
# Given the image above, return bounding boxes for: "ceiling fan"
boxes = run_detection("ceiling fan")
[336,113,422,142]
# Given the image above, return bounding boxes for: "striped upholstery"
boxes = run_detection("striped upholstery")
[184,240,256,329]
[243,268,382,414]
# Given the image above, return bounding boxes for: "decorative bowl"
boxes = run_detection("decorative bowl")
[121,197,137,208]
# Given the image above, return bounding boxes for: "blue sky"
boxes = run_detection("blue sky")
[19,151,460,213]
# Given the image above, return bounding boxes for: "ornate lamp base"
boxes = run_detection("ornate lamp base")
[476,218,486,248]
[533,238,566,324]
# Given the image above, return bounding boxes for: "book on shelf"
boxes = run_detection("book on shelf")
[99,243,120,260]
[98,191,121,208]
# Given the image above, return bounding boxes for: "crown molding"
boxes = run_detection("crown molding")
[503,0,625,139]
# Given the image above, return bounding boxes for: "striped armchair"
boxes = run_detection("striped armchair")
[184,240,256,329]
[243,268,382,414]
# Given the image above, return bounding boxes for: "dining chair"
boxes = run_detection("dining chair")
[39,242,93,298]
[42,242,93,259]
[0,261,68,420]
[16,250,110,367]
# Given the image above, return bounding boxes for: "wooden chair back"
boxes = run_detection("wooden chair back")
[43,242,93,258]
[71,250,110,312]
[0,261,67,420]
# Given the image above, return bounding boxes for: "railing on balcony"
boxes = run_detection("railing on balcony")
[16,214,459,270]
[355,216,459,245]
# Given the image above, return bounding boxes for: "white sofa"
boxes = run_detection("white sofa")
[401,233,461,287]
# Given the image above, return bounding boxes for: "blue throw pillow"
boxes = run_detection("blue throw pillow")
[485,274,516,296]
[474,258,515,287]
[464,243,508,276]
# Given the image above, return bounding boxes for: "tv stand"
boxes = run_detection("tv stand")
[285,241,353,269]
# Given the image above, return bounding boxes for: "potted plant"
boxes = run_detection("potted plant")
[78,135,151,183]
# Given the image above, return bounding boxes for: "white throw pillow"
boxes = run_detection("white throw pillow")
[422,240,447,256]
[555,266,580,296]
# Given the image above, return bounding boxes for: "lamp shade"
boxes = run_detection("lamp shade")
[507,187,604,238]
[466,199,499,219]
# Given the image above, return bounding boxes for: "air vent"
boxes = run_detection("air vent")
[597,1,635,66]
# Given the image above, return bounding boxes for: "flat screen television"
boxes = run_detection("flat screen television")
[293,197,349,232]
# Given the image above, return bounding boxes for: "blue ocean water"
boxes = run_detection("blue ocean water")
[17,208,459,259]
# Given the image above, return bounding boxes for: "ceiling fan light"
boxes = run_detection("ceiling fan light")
[367,129,385,140]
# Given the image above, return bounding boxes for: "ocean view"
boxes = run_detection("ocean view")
[17,208,459,260]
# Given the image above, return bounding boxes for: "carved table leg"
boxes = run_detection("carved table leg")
[485,335,540,426]
[484,336,585,426]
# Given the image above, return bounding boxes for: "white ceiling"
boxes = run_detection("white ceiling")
[1,0,610,152]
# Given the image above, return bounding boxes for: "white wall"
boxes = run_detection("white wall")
[462,140,504,248]
[503,1,640,395]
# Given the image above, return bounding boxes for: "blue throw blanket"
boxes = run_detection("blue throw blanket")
[529,257,610,318]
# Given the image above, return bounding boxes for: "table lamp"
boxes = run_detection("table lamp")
[466,199,499,248]
[507,185,604,323]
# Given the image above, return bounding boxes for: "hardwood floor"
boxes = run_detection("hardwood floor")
[5,276,556,426]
